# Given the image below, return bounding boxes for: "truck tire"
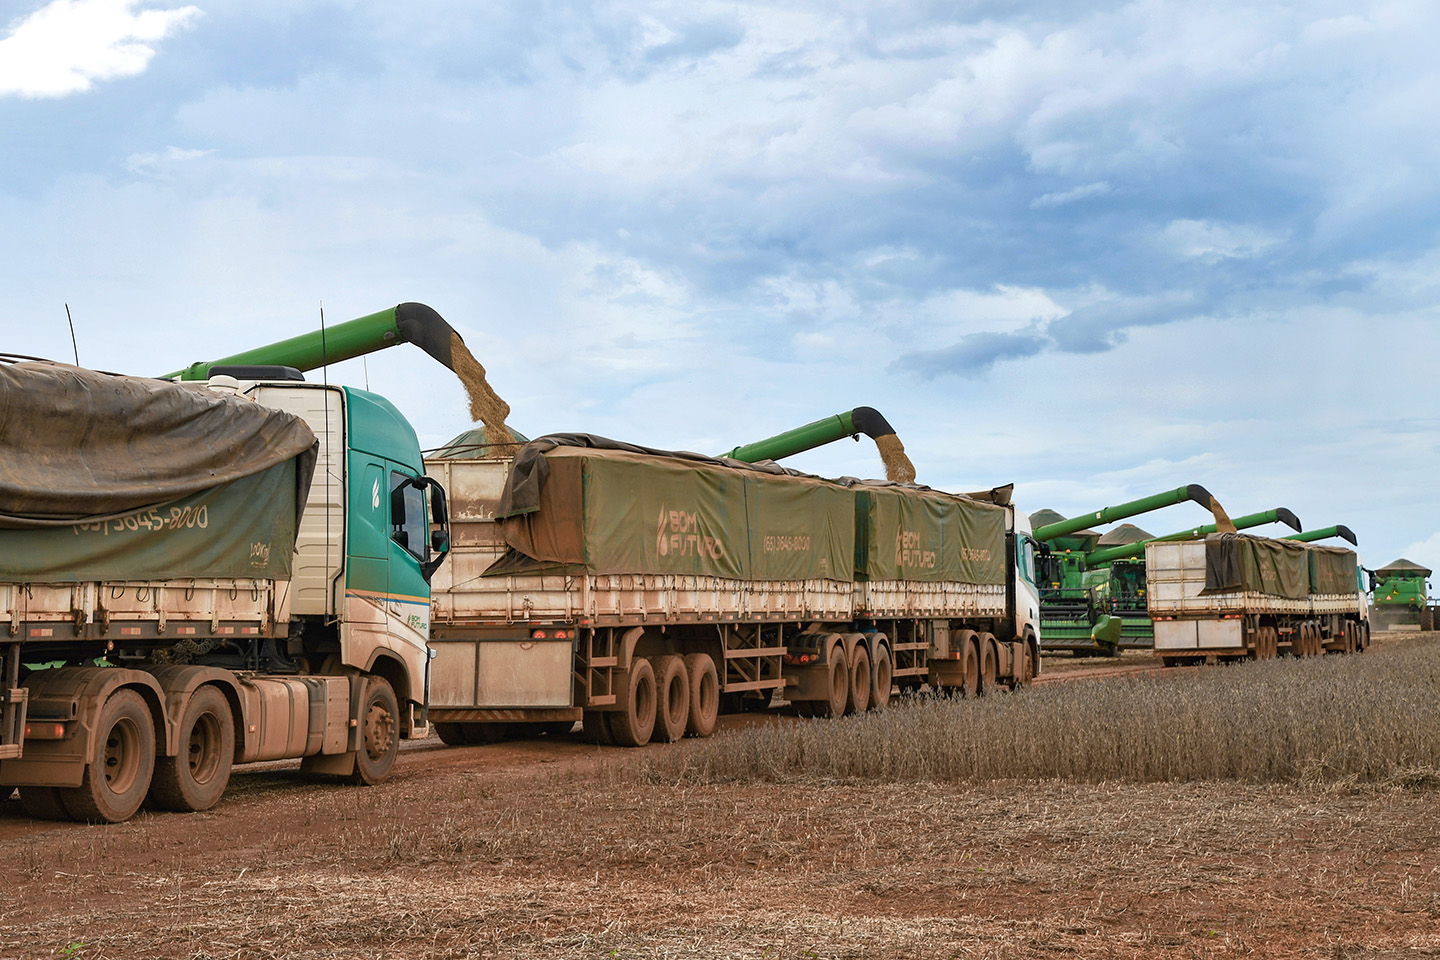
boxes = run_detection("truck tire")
[434,722,468,746]
[149,685,234,813]
[683,653,719,737]
[869,643,892,710]
[609,659,657,747]
[20,786,73,821]
[954,630,979,698]
[820,643,848,718]
[351,677,399,785]
[651,655,690,743]
[977,635,998,696]
[61,688,155,823]
[846,645,870,715]
[582,710,614,745]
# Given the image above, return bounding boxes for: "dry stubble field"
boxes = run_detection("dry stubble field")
[2,634,1438,960]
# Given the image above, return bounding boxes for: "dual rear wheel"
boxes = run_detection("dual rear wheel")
[582,653,722,747]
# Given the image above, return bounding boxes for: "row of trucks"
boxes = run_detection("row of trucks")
[0,305,1043,822]
[0,304,1374,823]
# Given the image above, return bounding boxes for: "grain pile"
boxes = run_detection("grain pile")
[449,331,515,448]
[875,432,917,483]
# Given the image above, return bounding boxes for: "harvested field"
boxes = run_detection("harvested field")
[2,634,1438,959]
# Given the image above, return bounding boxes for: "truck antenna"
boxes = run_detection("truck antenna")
[64,303,79,366]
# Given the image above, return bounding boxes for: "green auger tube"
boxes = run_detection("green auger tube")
[719,407,899,462]
[162,303,460,380]
[1283,525,1358,545]
[1031,485,1233,543]
[1084,507,1302,567]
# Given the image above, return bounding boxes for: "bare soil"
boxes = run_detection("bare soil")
[3,634,1437,959]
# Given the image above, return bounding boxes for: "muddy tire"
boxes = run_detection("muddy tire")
[683,653,720,737]
[582,710,614,745]
[149,685,234,813]
[846,644,870,715]
[61,689,155,823]
[651,655,690,743]
[434,722,468,746]
[977,635,998,696]
[869,643,892,710]
[820,644,848,718]
[609,659,657,747]
[351,677,399,785]
[1009,642,1034,689]
[20,786,73,822]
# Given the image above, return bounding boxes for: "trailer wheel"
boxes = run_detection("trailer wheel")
[20,786,73,822]
[684,653,719,737]
[351,677,399,785]
[820,643,849,718]
[582,710,614,745]
[150,685,234,813]
[961,636,980,699]
[61,689,155,823]
[609,660,657,747]
[651,655,690,743]
[845,645,871,716]
[869,643,892,710]
[434,722,468,746]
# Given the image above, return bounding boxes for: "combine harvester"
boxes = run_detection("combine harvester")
[1026,487,1237,657]
[1079,507,1303,651]
[1369,559,1432,632]
[1146,532,1369,664]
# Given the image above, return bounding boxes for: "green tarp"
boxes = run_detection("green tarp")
[1203,534,1355,599]
[0,461,301,581]
[497,446,854,580]
[855,486,1007,584]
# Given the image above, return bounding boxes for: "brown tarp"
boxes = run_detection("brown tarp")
[1310,545,1359,595]
[1376,558,1432,577]
[1203,533,1312,599]
[0,361,316,528]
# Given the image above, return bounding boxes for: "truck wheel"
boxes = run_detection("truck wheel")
[434,722,468,746]
[977,636,998,696]
[351,677,399,785]
[683,653,719,737]
[61,689,155,823]
[846,645,870,715]
[582,710,614,745]
[651,655,690,743]
[1008,642,1034,690]
[20,786,73,821]
[961,637,980,699]
[869,644,892,710]
[820,644,848,718]
[609,660,657,747]
[150,686,234,813]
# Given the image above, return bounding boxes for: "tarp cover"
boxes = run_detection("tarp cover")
[1309,545,1359,595]
[1376,557,1432,577]
[854,485,1007,584]
[1203,533,1311,599]
[494,441,853,580]
[1096,523,1153,546]
[0,362,317,580]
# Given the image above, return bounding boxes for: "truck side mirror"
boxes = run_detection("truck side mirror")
[430,530,450,555]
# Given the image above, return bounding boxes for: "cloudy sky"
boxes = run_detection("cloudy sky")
[3,0,1437,575]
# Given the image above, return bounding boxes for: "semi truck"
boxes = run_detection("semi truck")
[1146,533,1369,664]
[423,436,1043,746]
[0,304,458,822]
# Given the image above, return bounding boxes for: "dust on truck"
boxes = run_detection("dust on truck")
[0,359,449,822]
[1146,533,1369,664]
[424,437,1042,746]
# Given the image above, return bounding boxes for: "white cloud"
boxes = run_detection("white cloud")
[0,0,200,99]
[1400,531,1440,578]
[1030,181,1112,208]
[1162,218,1287,261]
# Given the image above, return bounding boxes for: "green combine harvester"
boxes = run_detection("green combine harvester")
[1370,558,1432,632]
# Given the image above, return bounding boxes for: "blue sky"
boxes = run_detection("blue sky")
[3,0,1438,576]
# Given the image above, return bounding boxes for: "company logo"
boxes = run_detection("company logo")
[656,506,724,559]
[372,478,381,510]
[895,530,937,570]
[249,540,272,566]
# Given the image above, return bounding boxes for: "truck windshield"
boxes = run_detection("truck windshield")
[390,472,429,563]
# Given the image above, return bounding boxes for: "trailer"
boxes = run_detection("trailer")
[423,437,1042,746]
[0,305,457,822]
[1146,534,1369,664]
